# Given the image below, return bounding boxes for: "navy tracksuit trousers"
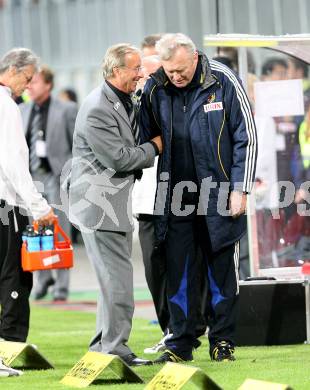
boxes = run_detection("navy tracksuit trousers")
[164,213,240,359]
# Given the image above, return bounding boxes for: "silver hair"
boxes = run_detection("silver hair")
[0,47,39,74]
[155,33,196,61]
[102,43,141,79]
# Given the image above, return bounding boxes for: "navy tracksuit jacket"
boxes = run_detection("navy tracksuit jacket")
[139,53,257,252]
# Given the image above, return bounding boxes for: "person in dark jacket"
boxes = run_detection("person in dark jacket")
[139,33,257,363]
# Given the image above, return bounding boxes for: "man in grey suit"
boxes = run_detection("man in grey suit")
[20,65,77,301]
[69,43,162,366]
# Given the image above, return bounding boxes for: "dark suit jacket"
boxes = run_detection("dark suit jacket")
[20,97,78,177]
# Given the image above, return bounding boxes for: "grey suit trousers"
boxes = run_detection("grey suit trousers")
[82,229,134,357]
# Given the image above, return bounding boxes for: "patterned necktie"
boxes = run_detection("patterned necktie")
[129,103,140,145]
[129,99,142,180]
[29,105,42,173]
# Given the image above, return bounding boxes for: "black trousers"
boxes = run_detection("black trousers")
[164,213,239,359]
[138,216,170,332]
[0,200,32,342]
[138,215,208,336]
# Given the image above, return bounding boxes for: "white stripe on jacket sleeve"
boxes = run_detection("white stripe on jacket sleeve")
[210,60,257,193]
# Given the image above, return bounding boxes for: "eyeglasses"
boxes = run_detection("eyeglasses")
[21,69,33,83]
[120,66,143,73]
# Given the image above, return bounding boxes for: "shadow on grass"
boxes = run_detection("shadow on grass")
[93,378,142,386]
[12,366,53,371]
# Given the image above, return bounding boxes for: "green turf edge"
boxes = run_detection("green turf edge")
[0,306,309,389]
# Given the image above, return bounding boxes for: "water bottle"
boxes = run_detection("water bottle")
[22,225,32,243]
[26,226,41,252]
[41,225,54,251]
[22,224,36,244]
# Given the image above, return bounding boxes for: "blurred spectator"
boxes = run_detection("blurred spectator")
[20,65,78,301]
[58,87,81,244]
[261,57,292,187]
[58,88,78,103]
[217,46,256,74]
[287,57,310,92]
[217,47,238,71]
[261,57,288,81]
[141,34,162,57]
[136,55,161,92]
[212,55,234,70]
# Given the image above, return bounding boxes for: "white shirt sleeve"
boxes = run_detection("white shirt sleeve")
[0,96,51,220]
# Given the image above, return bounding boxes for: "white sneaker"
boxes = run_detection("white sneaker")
[0,358,23,377]
[144,332,173,354]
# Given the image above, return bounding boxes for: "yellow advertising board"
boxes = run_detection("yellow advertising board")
[0,341,53,369]
[61,351,143,388]
[145,362,221,390]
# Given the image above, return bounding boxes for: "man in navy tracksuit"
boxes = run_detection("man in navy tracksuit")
[139,33,257,362]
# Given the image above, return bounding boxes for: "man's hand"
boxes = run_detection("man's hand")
[294,188,306,204]
[229,191,247,218]
[151,135,163,154]
[35,208,56,226]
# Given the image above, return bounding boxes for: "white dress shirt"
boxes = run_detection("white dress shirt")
[0,86,50,220]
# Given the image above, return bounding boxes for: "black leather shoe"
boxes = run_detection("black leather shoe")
[33,278,55,300]
[53,296,67,302]
[121,353,152,366]
[53,288,68,302]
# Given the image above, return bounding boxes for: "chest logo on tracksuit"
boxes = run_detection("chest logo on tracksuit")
[203,101,223,113]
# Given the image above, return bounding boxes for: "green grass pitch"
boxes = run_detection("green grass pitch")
[1,306,309,389]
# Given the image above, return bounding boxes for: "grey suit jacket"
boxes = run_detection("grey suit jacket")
[69,81,156,232]
[20,97,78,177]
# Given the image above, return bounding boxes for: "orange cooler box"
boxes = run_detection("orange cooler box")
[22,219,73,271]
